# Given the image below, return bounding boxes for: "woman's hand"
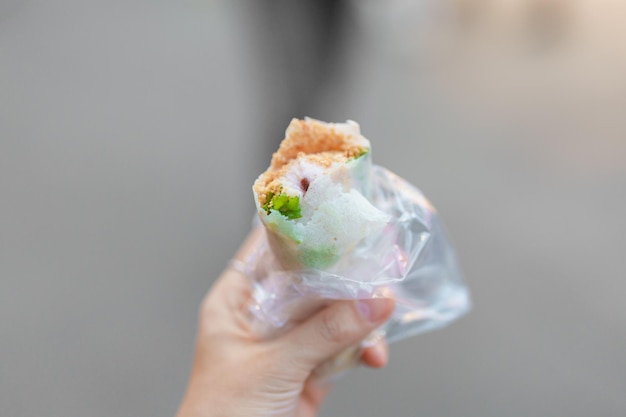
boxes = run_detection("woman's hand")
[176,229,395,417]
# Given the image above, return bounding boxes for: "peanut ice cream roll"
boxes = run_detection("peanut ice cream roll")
[253,118,390,270]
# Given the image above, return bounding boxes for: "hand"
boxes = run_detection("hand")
[175,229,395,417]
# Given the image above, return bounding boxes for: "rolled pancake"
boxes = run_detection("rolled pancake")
[253,118,390,270]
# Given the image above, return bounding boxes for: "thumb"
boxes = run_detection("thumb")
[277,298,395,373]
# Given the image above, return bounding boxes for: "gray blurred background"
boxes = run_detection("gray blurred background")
[1,1,625,416]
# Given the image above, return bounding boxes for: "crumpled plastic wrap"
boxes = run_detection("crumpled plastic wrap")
[242,165,471,376]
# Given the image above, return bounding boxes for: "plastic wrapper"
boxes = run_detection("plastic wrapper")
[242,165,471,376]
[241,118,471,378]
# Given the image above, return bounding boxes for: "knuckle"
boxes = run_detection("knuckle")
[199,296,216,320]
[198,297,224,335]
[319,309,351,344]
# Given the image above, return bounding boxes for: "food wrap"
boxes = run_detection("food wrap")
[242,118,471,377]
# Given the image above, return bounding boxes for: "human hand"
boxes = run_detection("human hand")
[175,229,395,417]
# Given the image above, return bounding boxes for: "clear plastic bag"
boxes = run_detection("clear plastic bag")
[242,165,471,376]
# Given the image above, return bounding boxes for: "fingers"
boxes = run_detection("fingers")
[276,298,395,374]
[233,227,265,266]
[198,228,265,336]
[360,340,389,368]
[213,227,264,293]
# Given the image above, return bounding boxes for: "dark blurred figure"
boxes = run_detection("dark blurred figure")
[247,0,351,153]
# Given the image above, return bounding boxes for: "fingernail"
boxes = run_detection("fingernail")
[357,298,392,323]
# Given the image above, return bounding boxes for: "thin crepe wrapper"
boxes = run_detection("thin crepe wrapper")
[253,150,377,271]
[243,166,471,377]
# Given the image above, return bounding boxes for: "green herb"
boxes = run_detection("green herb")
[263,192,302,219]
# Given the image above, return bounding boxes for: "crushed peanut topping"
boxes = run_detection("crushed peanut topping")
[254,118,369,208]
